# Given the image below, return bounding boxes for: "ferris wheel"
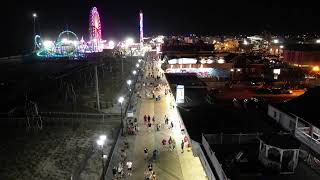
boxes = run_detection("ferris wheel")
[89,7,102,42]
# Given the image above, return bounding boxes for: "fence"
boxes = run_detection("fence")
[204,133,262,145]
[202,134,229,180]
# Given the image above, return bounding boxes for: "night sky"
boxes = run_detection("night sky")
[1,0,320,56]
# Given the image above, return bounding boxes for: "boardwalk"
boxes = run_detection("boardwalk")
[106,60,208,180]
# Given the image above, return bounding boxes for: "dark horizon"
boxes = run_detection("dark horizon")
[1,0,320,56]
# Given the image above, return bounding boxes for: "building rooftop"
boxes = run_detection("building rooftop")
[280,86,320,128]
[285,44,320,51]
[205,134,319,180]
[259,133,301,149]
[166,73,282,142]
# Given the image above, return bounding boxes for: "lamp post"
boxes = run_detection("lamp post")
[32,13,37,51]
[132,70,137,75]
[97,135,107,180]
[127,79,132,91]
[118,96,124,121]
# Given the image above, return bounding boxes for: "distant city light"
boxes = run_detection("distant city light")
[237,68,241,72]
[316,39,320,44]
[207,59,213,64]
[230,68,234,72]
[280,45,284,49]
[273,69,281,75]
[217,58,225,64]
[132,70,137,75]
[243,39,248,45]
[273,39,279,44]
[312,66,320,72]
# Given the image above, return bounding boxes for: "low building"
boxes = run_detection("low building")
[267,87,320,159]
[283,44,320,68]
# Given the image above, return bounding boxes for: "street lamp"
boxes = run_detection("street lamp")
[127,79,132,86]
[32,13,37,51]
[118,96,124,120]
[136,64,140,68]
[96,135,107,179]
[127,80,132,91]
[138,59,142,63]
[132,70,137,75]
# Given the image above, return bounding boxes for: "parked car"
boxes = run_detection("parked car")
[256,88,272,94]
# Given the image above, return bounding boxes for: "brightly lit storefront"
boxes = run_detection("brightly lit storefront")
[166,58,231,78]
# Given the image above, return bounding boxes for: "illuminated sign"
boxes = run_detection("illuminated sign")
[273,69,281,75]
[168,58,197,64]
[176,85,185,104]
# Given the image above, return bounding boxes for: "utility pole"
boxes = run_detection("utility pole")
[32,13,37,51]
[94,65,100,111]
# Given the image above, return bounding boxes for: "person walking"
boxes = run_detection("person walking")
[161,138,167,151]
[147,115,151,123]
[148,122,152,132]
[152,149,158,161]
[144,169,150,180]
[172,138,176,150]
[144,115,147,125]
[170,121,174,129]
[168,136,173,151]
[144,147,148,160]
[151,171,157,180]
[152,116,155,123]
[117,162,124,178]
[126,161,133,176]
[112,166,117,178]
[148,163,153,173]
[181,140,185,153]
[164,116,168,125]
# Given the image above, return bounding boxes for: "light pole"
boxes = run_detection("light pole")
[32,13,37,51]
[127,79,132,91]
[118,96,124,125]
[132,70,137,75]
[96,135,107,180]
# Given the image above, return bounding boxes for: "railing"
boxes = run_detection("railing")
[204,133,261,145]
[202,134,229,180]
[258,152,281,170]
[295,129,320,155]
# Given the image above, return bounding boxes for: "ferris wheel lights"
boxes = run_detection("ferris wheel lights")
[72,41,79,46]
[108,41,115,49]
[125,38,134,47]
[43,40,54,49]
[61,38,69,44]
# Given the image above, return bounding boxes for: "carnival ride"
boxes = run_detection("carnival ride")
[35,7,104,59]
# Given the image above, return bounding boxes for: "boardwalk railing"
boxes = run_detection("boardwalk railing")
[202,134,229,180]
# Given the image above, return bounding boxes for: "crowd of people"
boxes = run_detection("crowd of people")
[111,59,190,180]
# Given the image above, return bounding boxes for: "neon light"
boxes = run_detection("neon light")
[139,10,143,45]
[89,7,102,52]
